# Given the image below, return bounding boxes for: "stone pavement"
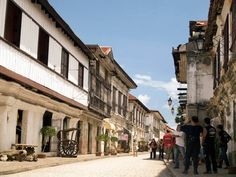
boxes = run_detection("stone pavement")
[0,152,142,176]
[164,160,236,177]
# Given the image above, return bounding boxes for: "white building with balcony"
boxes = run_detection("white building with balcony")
[0,0,94,154]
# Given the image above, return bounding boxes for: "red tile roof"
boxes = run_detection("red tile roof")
[100,46,112,55]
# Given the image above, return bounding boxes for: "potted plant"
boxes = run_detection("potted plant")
[110,136,118,155]
[40,126,56,154]
[96,134,110,155]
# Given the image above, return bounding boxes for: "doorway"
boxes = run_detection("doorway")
[41,111,52,152]
[16,110,23,144]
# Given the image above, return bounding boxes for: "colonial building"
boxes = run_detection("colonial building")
[105,48,137,152]
[0,0,96,154]
[173,0,236,168]
[172,20,213,122]
[128,94,149,151]
[205,0,236,167]
[145,110,167,141]
[84,44,114,154]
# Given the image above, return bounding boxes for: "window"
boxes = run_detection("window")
[123,95,127,117]
[96,60,99,75]
[112,87,117,111]
[95,80,101,97]
[223,15,229,72]
[231,1,236,52]
[78,63,84,87]
[4,0,22,47]
[37,28,49,65]
[118,91,122,114]
[61,48,69,78]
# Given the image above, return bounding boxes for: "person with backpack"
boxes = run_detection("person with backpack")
[217,124,231,169]
[202,117,217,174]
[181,116,205,175]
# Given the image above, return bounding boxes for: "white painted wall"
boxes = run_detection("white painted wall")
[13,0,89,68]
[0,0,6,37]
[83,67,89,91]
[69,55,79,85]
[48,37,62,73]
[20,13,39,58]
[0,40,88,106]
[187,58,197,104]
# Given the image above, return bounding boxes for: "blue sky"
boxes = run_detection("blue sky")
[49,0,209,128]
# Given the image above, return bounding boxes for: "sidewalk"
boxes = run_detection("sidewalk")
[164,160,236,177]
[0,152,144,175]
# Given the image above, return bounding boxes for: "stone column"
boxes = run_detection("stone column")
[0,106,13,151]
[21,107,45,153]
[91,123,97,154]
[7,107,17,147]
[51,113,65,153]
[80,119,88,154]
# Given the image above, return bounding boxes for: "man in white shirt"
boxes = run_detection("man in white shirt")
[173,124,185,168]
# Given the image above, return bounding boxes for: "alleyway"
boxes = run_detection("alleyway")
[3,154,172,177]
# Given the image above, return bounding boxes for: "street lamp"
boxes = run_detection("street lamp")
[167,97,178,115]
[168,97,172,106]
[195,35,204,51]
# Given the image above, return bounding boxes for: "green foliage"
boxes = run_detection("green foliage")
[110,136,118,142]
[175,106,185,124]
[40,126,56,138]
[96,134,110,142]
[40,126,56,152]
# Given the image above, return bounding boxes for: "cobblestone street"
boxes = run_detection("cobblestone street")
[3,154,172,177]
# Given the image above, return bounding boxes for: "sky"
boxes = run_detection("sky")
[49,0,210,129]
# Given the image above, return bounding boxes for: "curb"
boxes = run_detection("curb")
[163,160,176,177]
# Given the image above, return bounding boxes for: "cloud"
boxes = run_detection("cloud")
[134,74,185,100]
[137,94,150,105]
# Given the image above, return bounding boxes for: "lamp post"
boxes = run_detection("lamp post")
[167,97,179,115]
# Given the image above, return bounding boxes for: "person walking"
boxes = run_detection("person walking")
[173,124,185,169]
[203,117,217,174]
[217,124,231,169]
[158,139,164,160]
[149,138,157,159]
[181,116,205,175]
[133,139,138,157]
[163,130,174,162]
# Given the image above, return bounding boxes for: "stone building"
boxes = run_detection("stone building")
[128,94,149,151]
[99,48,137,153]
[145,110,167,141]
[205,0,236,167]
[0,0,96,154]
[173,0,236,168]
[172,21,213,122]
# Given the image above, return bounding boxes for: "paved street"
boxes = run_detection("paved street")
[3,154,172,177]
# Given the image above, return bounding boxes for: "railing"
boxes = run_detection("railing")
[0,38,88,106]
[89,94,111,117]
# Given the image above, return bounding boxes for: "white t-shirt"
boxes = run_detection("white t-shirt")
[173,131,185,147]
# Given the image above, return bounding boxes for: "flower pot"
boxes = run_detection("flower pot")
[95,152,102,156]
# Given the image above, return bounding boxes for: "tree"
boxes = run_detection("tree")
[40,126,56,152]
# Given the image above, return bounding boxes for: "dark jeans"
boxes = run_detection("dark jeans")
[159,148,164,159]
[150,149,156,159]
[174,145,185,168]
[204,145,217,172]
[219,146,230,167]
[184,142,200,173]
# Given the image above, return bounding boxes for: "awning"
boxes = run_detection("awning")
[103,119,116,130]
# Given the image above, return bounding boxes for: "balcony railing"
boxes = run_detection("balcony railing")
[89,94,111,117]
